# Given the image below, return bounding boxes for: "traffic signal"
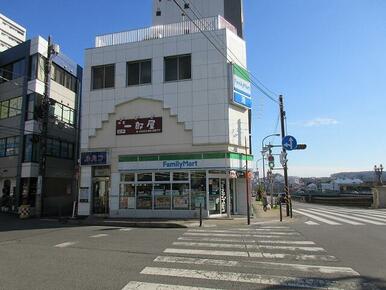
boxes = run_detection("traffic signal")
[268,154,275,169]
[295,144,307,150]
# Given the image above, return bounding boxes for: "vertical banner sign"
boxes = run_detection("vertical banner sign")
[232,63,252,109]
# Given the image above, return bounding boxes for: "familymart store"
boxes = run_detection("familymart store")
[102,152,252,219]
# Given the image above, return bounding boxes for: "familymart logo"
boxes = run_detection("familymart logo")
[162,160,198,169]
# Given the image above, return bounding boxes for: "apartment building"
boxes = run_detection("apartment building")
[0,36,82,215]
[0,13,26,52]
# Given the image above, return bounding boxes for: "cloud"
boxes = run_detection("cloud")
[304,118,339,127]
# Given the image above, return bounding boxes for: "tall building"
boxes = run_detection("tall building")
[79,0,252,218]
[0,36,82,216]
[0,13,26,52]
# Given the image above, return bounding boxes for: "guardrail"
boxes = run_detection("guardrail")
[95,15,237,48]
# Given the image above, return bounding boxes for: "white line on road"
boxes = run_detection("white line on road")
[293,209,341,225]
[89,234,109,238]
[310,208,386,225]
[247,245,325,252]
[140,267,355,289]
[54,241,77,248]
[119,228,133,231]
[258,240,315,245]
[188,229,297,234]
[164,248,249,257]
[301,209,364,225]
[173,241,246,249]
[153,255,359,276]
[163,248,338,261]
[184,232,301,238]
[122,281,220,290]
[178,237,256,243]
[305,221,319,225]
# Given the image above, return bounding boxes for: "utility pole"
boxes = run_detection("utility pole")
[245,137,250,225]
[279,95,290,217]
[36,36,55,217]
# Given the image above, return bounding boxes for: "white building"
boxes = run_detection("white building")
[0,13,26,52]
[78,0,252,218]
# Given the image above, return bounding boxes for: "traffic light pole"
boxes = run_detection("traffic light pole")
[279,95,291,217]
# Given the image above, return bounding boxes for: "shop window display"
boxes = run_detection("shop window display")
[136,183,152,209]
[153,183,171,209]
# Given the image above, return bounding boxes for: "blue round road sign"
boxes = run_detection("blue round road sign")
[282,135,297,151]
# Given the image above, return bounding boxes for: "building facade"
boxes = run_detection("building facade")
[79,0,252,218]
[0,36,82,216]
[0,13,26,52]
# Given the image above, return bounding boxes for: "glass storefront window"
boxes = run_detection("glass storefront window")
[172,183,189,210]
[119,183,135,209]
[191,171,206,210]
[153,183,171,209]
[121,173,135,182]
[137,172,153,182]
[173,172,189,181]
[155,172,170,182]
[136,183,152,209]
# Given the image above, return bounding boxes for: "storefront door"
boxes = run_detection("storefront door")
[92,177,110,214]
[208,178,227,215]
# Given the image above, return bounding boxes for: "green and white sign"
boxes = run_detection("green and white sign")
[232,63,252,109]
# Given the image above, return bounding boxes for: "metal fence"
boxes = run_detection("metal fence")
[95,16,237,48]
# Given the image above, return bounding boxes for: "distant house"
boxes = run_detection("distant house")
[321,182,340,192]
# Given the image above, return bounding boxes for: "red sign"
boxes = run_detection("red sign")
[116,117,162,135]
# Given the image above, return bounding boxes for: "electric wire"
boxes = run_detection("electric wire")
[172,0,279,104]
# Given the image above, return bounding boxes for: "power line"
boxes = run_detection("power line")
[177,0,279,104]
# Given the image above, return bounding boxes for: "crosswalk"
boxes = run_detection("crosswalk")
[294,205,386,226]
[122,226,376,289]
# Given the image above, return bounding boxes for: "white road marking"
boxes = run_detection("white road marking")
[164,248,249,257]
[305,221,319,225]
[153,255,359,276]
[293,209,341,225]
[54,241,77,248]
[247,245,325,252]
[184,232,300,238]
[188,229,297,234]
[188,230,299,236]
[301,209,364,225]
[249,252,338,262]
[332,209,386,220]
[119,228,133,231]
[259,226,291,229]
[140,267,357,289]
[164,248,337,261]
[178,237,256,243]
[173,241,245,249]
[122,281,220,290]
[258,240,315,245]
[89,234,109,238]
[349,213,386,222]
[310,208,386,225]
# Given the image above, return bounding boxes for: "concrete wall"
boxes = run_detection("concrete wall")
[372,186,386,208]
[82,29,249,151]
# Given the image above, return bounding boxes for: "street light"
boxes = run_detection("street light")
[261,134,280,192]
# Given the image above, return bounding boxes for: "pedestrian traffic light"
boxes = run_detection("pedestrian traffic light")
[268,155,274,169]
[295,144,307,150]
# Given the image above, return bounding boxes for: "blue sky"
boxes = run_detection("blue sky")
[1,0,385,177]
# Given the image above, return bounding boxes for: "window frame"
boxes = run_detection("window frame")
[91,64,115,90]
[164,54,192,82]
[126,59,152,86]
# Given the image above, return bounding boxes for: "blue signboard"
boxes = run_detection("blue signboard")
[232,64,252,109]
[81,152,107,166]
[282,136,297,151]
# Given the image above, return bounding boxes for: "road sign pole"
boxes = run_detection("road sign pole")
[279,95,290,217]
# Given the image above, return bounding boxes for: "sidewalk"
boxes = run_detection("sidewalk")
[252,200,295,224]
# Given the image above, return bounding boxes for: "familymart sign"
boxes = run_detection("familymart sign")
[232,63,252,109]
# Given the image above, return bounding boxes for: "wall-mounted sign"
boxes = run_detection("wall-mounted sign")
[79,187,89,203]
[116,117,162,135]
[162,160,198,169]
[232,63,252,109]
[81,152,107,166]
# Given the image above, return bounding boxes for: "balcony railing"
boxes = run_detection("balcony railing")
[95,15,237,48]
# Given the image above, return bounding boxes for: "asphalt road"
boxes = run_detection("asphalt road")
[290,201,386,289]
[0,208,385,289]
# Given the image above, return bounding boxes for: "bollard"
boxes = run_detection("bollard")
[199,203,203,227]
[279,202,282,222]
